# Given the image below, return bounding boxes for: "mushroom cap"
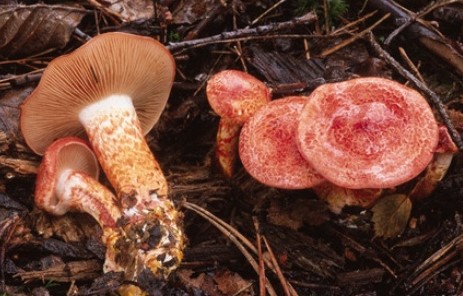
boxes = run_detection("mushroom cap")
[239,96,325,189]
[297,77,439,189]
[35,137,99,214]
[20,32,176,155]
[206,70,271,124]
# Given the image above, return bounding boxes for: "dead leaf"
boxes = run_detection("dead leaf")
[177,269,222,296]
[267,198,329,230]
[172,0,218,24]
[371,194,412,238]
[0,4,86,58]
[177,268,254,296]
[214,269,253,295]
[88,0,154,22]
[0,87,34,136]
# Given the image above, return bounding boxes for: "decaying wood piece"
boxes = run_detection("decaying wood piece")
[247,46,326,94]
[16,259,102,282]
[368,0,463,77]
[404,234,463,294]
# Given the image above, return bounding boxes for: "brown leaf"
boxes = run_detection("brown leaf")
[371,194,412,238]
[0,87,34,137]
[89,0,154,22]
[0,4,86,58]
[177,269,223,296]
[214,269,253,296]
[267,198,329,230]
[172,0,218,24]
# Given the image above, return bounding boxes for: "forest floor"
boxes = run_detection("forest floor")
[2,0,463,295]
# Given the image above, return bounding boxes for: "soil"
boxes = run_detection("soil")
[1,1,463,295]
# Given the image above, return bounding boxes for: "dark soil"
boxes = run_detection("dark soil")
[1,0,463,295]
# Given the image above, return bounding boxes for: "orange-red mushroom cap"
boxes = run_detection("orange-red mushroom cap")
[297,77,439,189]
[20,32,176,155]
[239,96,325,189]
[206,70,271,124]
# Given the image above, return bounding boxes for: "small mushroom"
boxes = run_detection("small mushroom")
[35,137,124,271]
[20,32,183,279]
[36,137,120,224]
[239,97,325,189]
[207,70,271,177]
[297,77,439,189]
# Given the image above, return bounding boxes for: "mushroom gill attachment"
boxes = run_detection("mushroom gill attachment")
[206,70,271,177]
[20,32,183,280]
[239,97,325,189]
[297,77,439,189]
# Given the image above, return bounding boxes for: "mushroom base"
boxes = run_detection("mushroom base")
[103,197,184,281]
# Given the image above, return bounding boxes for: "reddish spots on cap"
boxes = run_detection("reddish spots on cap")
[297,77,439,189]
[206,70,271,124]
[239,96,325,189]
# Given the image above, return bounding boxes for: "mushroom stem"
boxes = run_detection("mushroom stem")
[35,137,124,272]
[216,119,241,178]
[79,94,167,199]
[79,94,183,279]
[53,169,122,228]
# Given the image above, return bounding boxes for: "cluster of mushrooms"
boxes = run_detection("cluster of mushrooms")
[18,31,458,287]
[20,33,183,281]
[207,70,458,211]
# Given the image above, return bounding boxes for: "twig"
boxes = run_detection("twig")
[398,47,425,83]
[184,2,225,41]
[330,10,377,35]
[253,217,266,296]
[182,202,278,296]
[0,214,21,292]
[383,0,460,46]
[367,32,463,149]
[320,13,390,57]
[167,12,317,53]
[250,0,287,27]
[262,236,295,296]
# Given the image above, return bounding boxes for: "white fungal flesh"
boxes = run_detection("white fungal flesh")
[79,94,134,125]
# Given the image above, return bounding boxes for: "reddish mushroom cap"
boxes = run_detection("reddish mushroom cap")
[20,32,175,155]
[239,96,325,189]
[35,137,99,214]
[206,70,271,124]
[297,77,439,189]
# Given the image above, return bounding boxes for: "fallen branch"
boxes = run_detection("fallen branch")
[167,12,317,53]
[367,32,463,149]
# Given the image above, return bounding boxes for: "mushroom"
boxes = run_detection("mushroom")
[239,96,325,189]
[35,137,123,271]
[409,125,459,201]
[297,77,439,189]
[20,32,183,280]
[206,70,271,177]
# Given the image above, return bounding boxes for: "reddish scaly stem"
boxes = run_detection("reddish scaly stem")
[79,94,183,280]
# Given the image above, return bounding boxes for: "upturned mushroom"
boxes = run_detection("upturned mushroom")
[297,77,439,189]
[239,97,325,189]
[20,32,183,280]
[206,70,271,177]
[35,137,123,271]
